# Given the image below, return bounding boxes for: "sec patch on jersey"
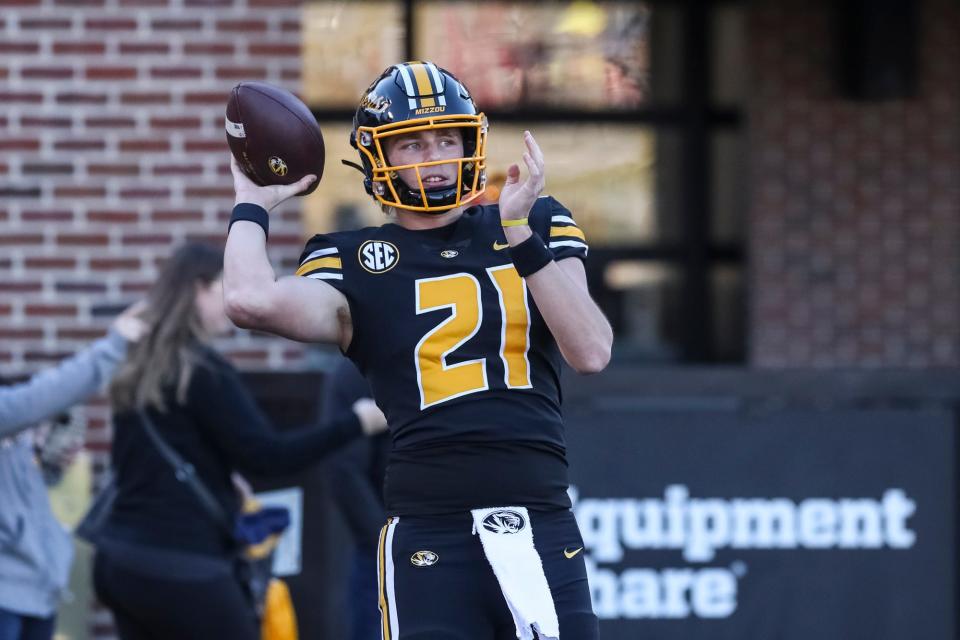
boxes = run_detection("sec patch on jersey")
[358,240,399,273]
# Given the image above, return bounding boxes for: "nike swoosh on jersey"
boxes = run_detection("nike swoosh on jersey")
[563,547,584,559]
[493,241,509,250]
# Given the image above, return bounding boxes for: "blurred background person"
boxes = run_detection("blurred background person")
[319,358,389,640]
[92,243,386,640]
[0,303,147,640]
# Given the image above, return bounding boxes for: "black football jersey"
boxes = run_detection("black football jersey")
[297,196,589,515]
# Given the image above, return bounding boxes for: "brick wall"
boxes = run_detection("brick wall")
[748,0,960,368]
[0,0,309,421]
[0,3,307,633]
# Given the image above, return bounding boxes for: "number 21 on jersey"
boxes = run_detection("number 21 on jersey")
[415,265,531,409]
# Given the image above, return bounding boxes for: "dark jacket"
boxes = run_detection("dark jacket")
[103,346,363,557]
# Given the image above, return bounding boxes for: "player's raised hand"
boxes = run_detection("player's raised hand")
[230,155,316,213]
[498,131,545,223]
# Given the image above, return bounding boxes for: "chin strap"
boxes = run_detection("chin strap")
[341,159,365,174]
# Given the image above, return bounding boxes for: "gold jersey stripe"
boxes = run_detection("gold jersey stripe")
[295,256,342,276]
[409,62,436,107]
[550,225,586,241]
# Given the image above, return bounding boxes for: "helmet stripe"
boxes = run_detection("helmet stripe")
[409,62,436,108]
[396,64,418,109]
[426,62,447,106]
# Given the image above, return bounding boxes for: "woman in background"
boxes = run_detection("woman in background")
[93,243,386,640]
[0,304,146,640]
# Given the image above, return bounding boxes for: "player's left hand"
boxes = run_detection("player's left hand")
[498,131,544,223]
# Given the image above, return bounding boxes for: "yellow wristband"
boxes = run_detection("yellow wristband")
[501,218,529,227]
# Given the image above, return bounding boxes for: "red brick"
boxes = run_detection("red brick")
[151,18,202,30]
[185,186,233,198]
[118,42,170,54]
[86,116,135,128]
[53,41,106,54]
[22,210,72,221]
[215,66,266,80]
[280,20,299,32]
[149,116,202,129]
[58,233,109,246]
[25,304,77,317]
[88,210,139,223]
[54,0,106,5]
[0,0,42,6]
[0,139,40,151]
[184,91,229,105]
[249,43,300,57]
[0,92,43,104]
[122,233,172,245]
[88,164,140,176]
[0,234,43,245]
[0,328,43,339]
[120,282,152,293]
[85,67,137,80]
[121,92,172,105]
[184,139,227,152]
[21,116,71,127]
[152,209,201,221]
[153,164,203,176]
[118,187,169,199]
[55,281,107,293]
[58,328,107,340]
[24,257,76,269]
[84,18,137,30]
[54,139,105,151]
[21,67,74,79]
[20,18,71,29]
[90,258,140,270]
[184,43,234,55]
[119,139,169,152]
[0,281,42,292]
[150,66,203,79]
[0,41,40,53]
[55,186,106,197]
[216,19,267,32]
[22,163,73,175]
[119,0,166,5]
[0,303,10,314]
[184,0,230,5]
[280,69,301,81]
[56,92,108,104]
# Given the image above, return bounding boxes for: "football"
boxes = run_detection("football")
[225,81,325,196]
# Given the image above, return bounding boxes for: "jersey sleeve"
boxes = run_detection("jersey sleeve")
[296,233,346,293]
[538,196,588,261]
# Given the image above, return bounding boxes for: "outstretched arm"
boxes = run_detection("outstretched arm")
[223,158,353,350]
[0,302,147,436]
[499,132,613,374]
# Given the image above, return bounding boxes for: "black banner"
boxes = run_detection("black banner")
[564,408,955,640]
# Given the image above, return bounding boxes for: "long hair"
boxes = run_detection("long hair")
[110,243,223,412]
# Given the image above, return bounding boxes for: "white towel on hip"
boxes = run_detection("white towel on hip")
[471,506,560,640]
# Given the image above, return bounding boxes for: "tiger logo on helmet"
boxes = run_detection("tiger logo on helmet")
[348,61,488,214]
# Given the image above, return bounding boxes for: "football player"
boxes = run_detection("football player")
[224,61,612,639]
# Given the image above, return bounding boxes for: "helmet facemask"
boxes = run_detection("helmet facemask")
[354,114,488,214]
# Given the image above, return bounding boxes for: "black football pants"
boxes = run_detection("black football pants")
[377,508,598,640]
